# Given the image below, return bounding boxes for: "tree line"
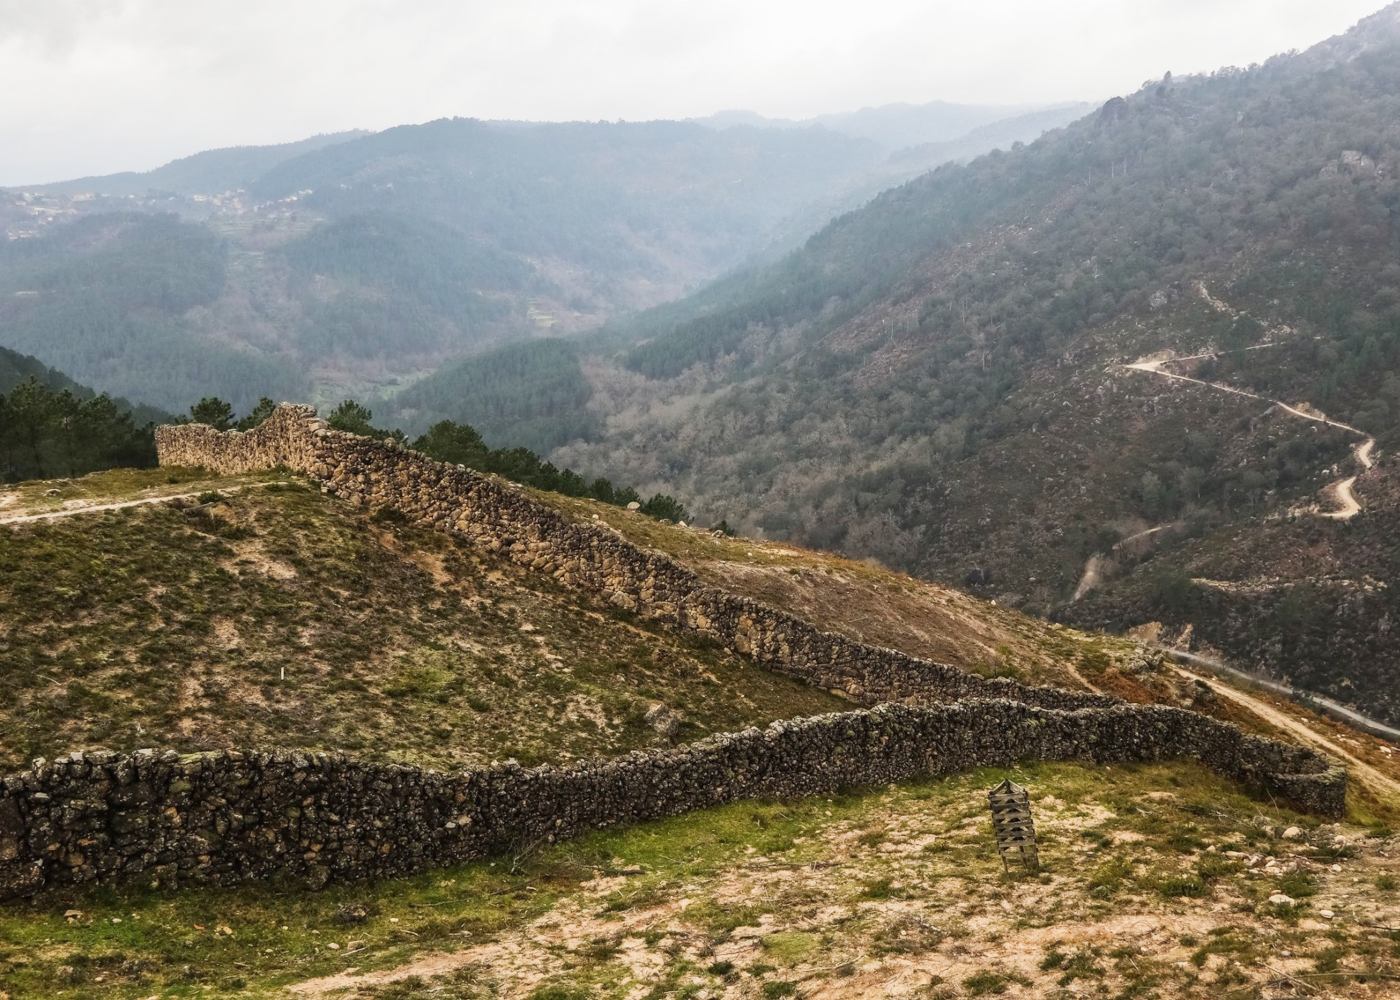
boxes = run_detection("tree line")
[187,395,692,523]
[0,379,157,481]
[2,380,691,524]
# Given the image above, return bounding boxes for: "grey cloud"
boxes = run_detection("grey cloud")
[0,0,1389,184]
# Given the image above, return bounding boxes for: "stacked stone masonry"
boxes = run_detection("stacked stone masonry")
[0,405,1345,899]
[152,407,1121,712]
[0,702,1343,898]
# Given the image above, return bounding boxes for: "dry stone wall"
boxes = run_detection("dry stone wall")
[0,403,1342,897]
[156,407,1116,711]
[0,702,1344,898]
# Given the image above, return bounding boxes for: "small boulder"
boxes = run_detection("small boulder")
[304,864,331,891]
[334,903,371,926]
[644,703,681,741]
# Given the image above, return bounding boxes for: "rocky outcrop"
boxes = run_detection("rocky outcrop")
[0,701,1344,898]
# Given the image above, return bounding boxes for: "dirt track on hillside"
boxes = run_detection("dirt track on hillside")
[1174,665,1400,801]
[1125,285,1376,522]
[0,483,263,525]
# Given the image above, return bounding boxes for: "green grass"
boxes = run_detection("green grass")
[0,475,841,771]
[1,760,1376,998]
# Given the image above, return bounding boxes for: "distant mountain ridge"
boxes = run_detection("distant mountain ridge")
[693,98,1085,150]
[465,3,1400,723]
[26,131,369,197]
[0,101,1082,415]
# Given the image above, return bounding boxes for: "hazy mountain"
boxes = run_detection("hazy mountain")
[812,99,1071,149]
[0,119,885,413]
[886,103,1096,170]
[472,4,1400,721]
[1,101,1083,418]
[693,98,1077,149]
[28,132,368,197]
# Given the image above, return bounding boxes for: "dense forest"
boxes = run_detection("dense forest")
[473,8,1400,716]
[379,338,597,449]
[0,346,172,481]
[0,379,159,482]
[0,213,304,412]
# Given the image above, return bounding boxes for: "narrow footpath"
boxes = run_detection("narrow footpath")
[0,483,265,526]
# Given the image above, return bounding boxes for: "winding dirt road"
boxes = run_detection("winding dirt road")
[1072,523,1179,602]
[1125,286,1376,522]
[1076,286,1377,603]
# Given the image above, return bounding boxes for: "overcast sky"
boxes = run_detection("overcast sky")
[0,0,1388,185]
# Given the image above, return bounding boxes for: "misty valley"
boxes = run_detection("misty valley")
[4,4,1400,998]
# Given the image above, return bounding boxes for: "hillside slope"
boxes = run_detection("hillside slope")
[0,469,841,771]
[4,458,1398,807]
[489,4,1400,723]
[3,458,1400,998]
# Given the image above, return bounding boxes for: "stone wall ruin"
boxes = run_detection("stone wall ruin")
[0,405,1347,899]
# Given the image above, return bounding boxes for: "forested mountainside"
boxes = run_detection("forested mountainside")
[0,344,169,429]
[0,107,1079,418]
[0,344,86,397]
[0,212,301,410]
[465,6,1400,720]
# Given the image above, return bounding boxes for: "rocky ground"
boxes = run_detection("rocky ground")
[1,761,1397,998]
[4,468,1400,997]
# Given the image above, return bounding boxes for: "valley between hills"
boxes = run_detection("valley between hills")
[6,6,1400,999]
